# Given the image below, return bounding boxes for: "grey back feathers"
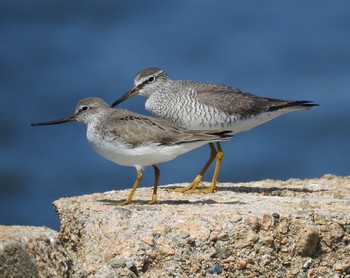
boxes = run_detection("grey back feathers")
[76,98,232,148]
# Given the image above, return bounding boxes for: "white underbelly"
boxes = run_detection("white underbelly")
[88,137,207,170]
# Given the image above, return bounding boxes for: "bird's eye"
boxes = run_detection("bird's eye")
[147,76,155,83]
[81,106,89,111]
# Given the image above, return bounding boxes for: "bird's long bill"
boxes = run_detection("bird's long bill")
[111,85,141,107]
[31,115,76,126]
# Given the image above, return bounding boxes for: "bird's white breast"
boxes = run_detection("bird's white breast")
[86,125,208,170]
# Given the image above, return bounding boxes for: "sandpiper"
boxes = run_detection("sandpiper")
[112,67,319,194]
[31,97,232,205]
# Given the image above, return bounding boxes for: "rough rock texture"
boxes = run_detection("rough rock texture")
[1,175,350,277]
[0,225,71,277]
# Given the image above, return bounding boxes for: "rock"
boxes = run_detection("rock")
[0,236,38,277]
[0,225,71,277]
[1,175,350,277]
[294,224,319,256]
[206,264,223,274]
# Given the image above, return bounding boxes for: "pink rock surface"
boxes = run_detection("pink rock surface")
[1,175,349,277]
[54,174,349,277]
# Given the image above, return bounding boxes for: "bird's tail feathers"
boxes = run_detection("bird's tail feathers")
[205,130,234,142]
[268,100,319,112]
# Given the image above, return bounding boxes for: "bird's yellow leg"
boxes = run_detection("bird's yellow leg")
[120,169,143,205]
[189,142,223,194]
[148,164,160,204]
[171,143,217,193]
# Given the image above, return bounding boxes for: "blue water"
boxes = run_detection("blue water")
[1,1,349,230]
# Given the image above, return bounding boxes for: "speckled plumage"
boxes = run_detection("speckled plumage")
[31,97,232,204]
[115,67,317,132]
[112,67,319,193]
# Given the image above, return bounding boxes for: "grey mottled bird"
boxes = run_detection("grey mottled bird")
[112,68,319,194]
[31,97,232,204]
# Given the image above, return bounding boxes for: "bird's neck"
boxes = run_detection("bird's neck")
[145,86,173,115]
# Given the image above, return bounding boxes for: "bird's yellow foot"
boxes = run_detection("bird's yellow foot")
[185,184,218,194]
[147,199,160,205]
[147,194,160,205]
[119,199,133,206]
[170,176,206,193]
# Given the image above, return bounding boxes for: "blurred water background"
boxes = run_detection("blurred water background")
[1,1,349,230]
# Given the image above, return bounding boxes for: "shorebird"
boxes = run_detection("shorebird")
[112,67,319,194]
[31,97,232,205]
